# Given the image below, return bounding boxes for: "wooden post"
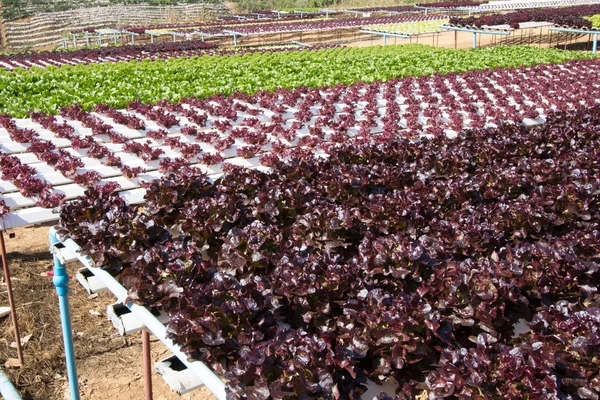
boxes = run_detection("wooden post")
[520,27,524,44]
[1,231,24,367]
[142,330,153,400]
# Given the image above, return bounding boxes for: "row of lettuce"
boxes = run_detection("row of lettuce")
[58,105,600,399]
[0,45,596,118]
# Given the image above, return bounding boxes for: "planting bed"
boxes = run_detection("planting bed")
[57,104,600,398]
[0,43,338,71]
[1,57,600,226]
[0,45,592,117]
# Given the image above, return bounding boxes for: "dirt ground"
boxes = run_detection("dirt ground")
[328,25,596,51]
[0,223,216,400]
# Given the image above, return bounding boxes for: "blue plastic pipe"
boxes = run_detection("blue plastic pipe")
[48,230,80,400]
[0,365,22,400]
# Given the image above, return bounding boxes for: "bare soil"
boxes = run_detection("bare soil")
[0,224,215,400]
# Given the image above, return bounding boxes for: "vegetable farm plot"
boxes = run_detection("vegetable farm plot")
[217,15,443,36]
[450,4,600,29]
[1,57,599,226]
[0,42,338,71]
[0,31,599,400]
[55,103,600,399]
[0,41,217,71]
[0,45,593,118]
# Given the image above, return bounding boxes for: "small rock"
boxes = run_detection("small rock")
[10,334,32,349]
[4,358,21,368]
[0,306,11,318]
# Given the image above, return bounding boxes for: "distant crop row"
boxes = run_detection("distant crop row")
[450,4,600,29]
[0,42,337,71]
[0,45,594,118]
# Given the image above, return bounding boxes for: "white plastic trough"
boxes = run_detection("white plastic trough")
[107,302,168,336]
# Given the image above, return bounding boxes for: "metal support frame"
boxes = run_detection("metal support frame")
[51,228,227,400]
[290,40,311,47]
[167,31,186,43]
[440,25,510,48]
[0,232,23,367]
[85,32,89,47]
[223,30,248,47]
[196,32,218,42]
[549,27,599,54]
[49,231,80,400]
[360,29,412,45]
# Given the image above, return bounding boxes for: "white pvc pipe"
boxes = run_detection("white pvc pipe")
[0,366,22,400]
[52,228,227,400]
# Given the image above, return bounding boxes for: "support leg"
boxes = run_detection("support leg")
[473,32,477,48]
[143,330,153,400]
[0,232,24,367]
[49,231,80,400]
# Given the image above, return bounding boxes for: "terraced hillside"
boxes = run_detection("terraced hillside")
[0,2,232,50]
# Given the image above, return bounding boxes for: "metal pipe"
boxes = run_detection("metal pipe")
[594,33,598,54]
[48,231,80,400]
[142,330,153,400]
[0,232,23,367]
[54,229,227,400]
[0,365,22,400]
[473,32,477,48]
